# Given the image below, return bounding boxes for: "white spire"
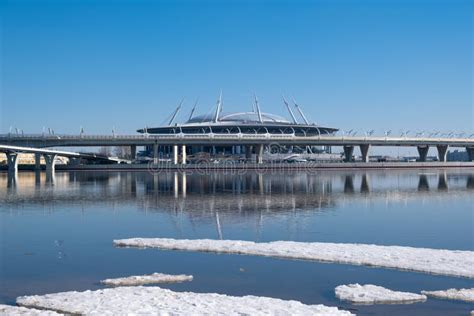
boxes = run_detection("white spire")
[282,96,298,124]
[213,91,222,123]
[254,93,263,123]
[188,97,199,121]
[168,98,184,125]
[292,97,309,125]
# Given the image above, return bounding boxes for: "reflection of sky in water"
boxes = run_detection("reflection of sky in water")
[0,170,473,315]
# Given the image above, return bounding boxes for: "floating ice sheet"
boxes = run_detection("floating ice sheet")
[335,284,426,305]
[17,286,353,315]
[113,238,474,279]
[421,288,474,302]
[101,272,193,286]
[0,304,63,315]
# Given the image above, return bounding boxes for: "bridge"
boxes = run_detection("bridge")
[0,144,129,174]
[1,133,474,172]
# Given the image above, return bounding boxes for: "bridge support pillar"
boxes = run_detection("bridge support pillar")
[343,146,354,162]
[417,146,429,162]
[6,152,19,175]
[153,143,159,164]
[173,145,178,165]
[7,171,17,188]
[245,145,253,162]
[359,144,370,163]
[436,145,448,162]
[43,154,57,173]
[130,145,137,160]
[35,153,42,170]
[181,145,187,165]
[466,147,474,161]
[256,144,264,164]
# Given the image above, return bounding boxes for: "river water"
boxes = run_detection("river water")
[0,169,473,315]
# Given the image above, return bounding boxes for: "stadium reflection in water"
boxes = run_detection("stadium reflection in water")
[1,169,473,214]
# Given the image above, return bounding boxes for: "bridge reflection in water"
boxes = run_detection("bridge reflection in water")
[1,170,473,205]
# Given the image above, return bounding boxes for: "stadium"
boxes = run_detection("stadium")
[137,95,339,161]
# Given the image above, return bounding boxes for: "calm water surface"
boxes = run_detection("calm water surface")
[0,169,473,315]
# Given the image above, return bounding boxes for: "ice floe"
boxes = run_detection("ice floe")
[101,272,193,286]
[335,284,427,305]
[113,238,474,279]
[421,288,474,302]
[0,304,63,315]
[17,286,353,315]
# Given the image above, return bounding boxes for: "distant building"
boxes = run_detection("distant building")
[447,149,468,161]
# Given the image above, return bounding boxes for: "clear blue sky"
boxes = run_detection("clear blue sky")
[1,0,472,136]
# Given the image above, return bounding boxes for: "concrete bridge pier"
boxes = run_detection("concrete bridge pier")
[245,145,253,162]
[6,152,19,175]
[173,145,178,165]
[181,145,187,164]
[343,146,354,162]
[436,145,448,162]
[466,147,474,161]
[359,145,371,163]
[153,143,159,164]
[130,145,137,160]
[256,144,264,164]
[43,154,57,173]
[35,153,42,170]
[417,146,429,162]
[7,171,17,188]
[35,170,41,186]
[45,170,56,185]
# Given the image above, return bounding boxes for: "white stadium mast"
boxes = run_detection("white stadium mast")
[253,93,263,123]
[188,97,199,121]
[168,98,185,125]
[292,97,310,125]
[213,91,223,123]
[282,96,298,124]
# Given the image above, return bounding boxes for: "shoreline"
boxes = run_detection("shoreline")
[1,161,474,173]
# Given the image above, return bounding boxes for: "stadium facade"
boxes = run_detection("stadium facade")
[137,95,338,162]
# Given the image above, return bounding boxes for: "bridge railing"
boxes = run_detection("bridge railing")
[1,133,473,145]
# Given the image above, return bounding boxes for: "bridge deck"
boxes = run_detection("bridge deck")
[1,134,474,147]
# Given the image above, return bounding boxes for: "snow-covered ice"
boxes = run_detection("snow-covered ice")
[0,304,63,315]
[17,286,353,315]
[113,238,474,279]
[101,272,193,286]
[335,284,427,305]
[421,288,474,302]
